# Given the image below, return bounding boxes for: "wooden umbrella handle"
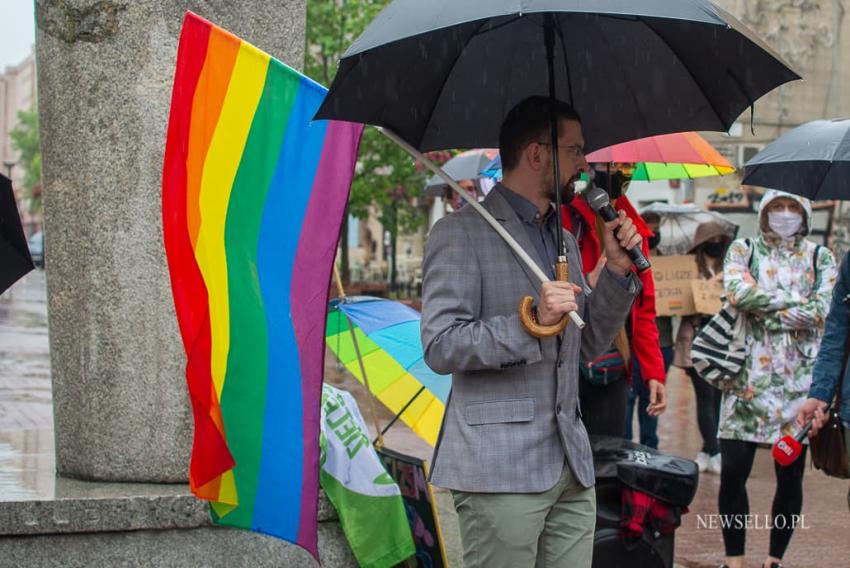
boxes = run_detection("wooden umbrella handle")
[519,258,571,338]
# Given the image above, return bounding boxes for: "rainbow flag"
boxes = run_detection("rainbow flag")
[161,12,363,556]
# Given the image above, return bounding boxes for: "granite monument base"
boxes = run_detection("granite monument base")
[0,478,355,568]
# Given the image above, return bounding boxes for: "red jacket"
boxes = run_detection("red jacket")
[561,196,666,384]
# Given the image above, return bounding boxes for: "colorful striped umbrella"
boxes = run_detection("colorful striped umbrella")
[586,132,735,181]
[326,296,450,446]
[481,132,735,181]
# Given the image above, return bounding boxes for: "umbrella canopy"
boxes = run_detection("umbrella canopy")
[326,296,450,446]
[587,131,736,181]
[423,148,498,197]
[315,0,798,153]
[742,118,850,200]
[638,202,738,256]
[0,174,35,294]
[631,161,735,181]
[480,132,736,181]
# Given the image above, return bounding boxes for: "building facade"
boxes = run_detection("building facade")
[1,48,39,235]
[625,0,850,248]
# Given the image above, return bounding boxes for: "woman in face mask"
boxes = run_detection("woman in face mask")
[673,222,732,476]
[717,190,838,568]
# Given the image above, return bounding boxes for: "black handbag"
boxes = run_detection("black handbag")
[810,324,850,479]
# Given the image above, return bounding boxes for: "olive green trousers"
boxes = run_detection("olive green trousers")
[451,462,596,568]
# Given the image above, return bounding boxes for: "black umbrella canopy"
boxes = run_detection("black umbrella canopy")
[0,174,35,294]
[742,118,850,200]
[315,0,798,152]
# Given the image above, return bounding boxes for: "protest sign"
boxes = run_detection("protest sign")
[691,279,724,315]
[652,255,699,316]
[377,447,448,568]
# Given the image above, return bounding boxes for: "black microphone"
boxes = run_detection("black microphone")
[585,185,651,273]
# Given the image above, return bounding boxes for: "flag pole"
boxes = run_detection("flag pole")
[333,263,385,448]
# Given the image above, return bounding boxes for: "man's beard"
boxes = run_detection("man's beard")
[544,175,579,204]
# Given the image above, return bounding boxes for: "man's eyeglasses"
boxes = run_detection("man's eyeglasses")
[535,141,585,159]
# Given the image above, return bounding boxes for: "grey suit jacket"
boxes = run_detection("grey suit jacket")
[421,188,639,492]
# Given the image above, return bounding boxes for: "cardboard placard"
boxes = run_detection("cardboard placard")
[377,447,448,568]
[691,279,725,315]
[652,255,698,316]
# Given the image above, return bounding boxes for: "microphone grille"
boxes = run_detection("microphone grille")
[585,185,611,212]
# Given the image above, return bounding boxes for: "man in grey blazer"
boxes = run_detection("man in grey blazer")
[421,97,642,568]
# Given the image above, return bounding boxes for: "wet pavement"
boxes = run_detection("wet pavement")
[328,342,850,567]
[2,271,848,566]
[658,369,850,568]
[0,270,54,502]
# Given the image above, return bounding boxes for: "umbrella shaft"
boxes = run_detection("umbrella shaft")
[545,16,565,258]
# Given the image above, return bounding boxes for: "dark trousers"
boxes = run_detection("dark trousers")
[687,367,722,455]
[718,439,807,558]
[579,375,628,437]
[624,346,673,448]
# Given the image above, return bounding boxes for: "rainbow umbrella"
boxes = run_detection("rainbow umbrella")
[326,296,450,446]
[481,132,735,181]
[586,131,735,181]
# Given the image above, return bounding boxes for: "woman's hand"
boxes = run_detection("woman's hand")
[797,397,830,437]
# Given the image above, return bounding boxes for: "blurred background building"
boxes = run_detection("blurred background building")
[1,47,40,236]
[628,0,849,248]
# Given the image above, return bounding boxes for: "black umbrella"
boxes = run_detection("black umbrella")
[316,0,795,335]
[742,118,850,200]
[315,0,798,153]
[0,174,35,294]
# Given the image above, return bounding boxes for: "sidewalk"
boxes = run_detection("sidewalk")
[329,356,850,567]
[658,369,850,567]
[0,271,54,502]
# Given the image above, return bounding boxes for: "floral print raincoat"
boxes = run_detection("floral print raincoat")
[720,190,838,444]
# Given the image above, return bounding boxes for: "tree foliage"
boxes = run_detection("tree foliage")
[305,0,431,284]
[9,108,42,212]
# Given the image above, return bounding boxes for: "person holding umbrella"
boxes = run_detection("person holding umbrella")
[718,190,837,568]
[421,97,642,568]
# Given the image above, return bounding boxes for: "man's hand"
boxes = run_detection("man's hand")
[796,397,830,437]
[602,210,641,276]
[647,379,667,416]
[537,281,583,326]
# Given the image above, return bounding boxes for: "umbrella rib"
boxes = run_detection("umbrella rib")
[474,14,523,37]
[554,18,574,106]
[640,19,727,129]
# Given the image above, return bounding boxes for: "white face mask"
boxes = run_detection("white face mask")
[767,210,803,238]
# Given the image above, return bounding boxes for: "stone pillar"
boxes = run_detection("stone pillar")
[36,0,305,481]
